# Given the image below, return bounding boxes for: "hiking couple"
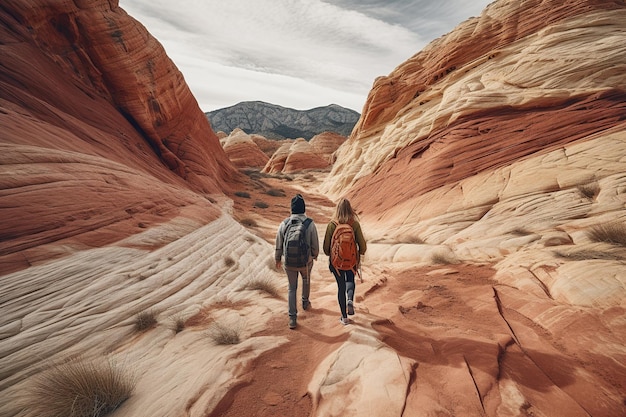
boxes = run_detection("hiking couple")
[275,194,367,329]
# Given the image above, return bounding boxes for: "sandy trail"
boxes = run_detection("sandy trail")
[223,170,626,417]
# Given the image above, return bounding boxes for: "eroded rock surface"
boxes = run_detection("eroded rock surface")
[220,129,270,168]
[1,1,625,417]
[0,0,237,274]
[263,138,330,174]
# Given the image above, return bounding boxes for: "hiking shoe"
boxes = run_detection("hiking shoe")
[302,301,311,310]
[289,317,297,329]
[339,316,350,326]
[347,301,355,316]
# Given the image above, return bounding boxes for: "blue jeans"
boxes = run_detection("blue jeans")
[330,265,355,318]
[286,262,312,318]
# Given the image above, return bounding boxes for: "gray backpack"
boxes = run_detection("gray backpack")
[283,217,312,267]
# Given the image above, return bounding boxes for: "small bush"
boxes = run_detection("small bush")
[554,250,624,261]
[208,322,241,345]
[169,314,186,333]
[510,227,532,236]
[254,201,269,209]
[135,310,157,332]
[587,223,626,246]
[265,188,286,197]
[240,217,257,227]
[224,256,236,267]
[245,276,280,297]
[402,235,424,244]
[25,359,135,417]
[234,191,251,198]
[577,182,600,199]
[431,252,457,265]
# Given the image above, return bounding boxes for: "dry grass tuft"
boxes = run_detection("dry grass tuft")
[554,250,624,261]
[402,235,424,244]
[510,227,532,236]
[224,256,236,267]
[134,310,157,332]
[253,201,269,209]
[169,314,186,333]
[244,276,281,297]
[431,252,458,265]
[234,191,251,198]
[24,359,135,417]
[239,217,258,227]
[265,188,286,197]
[577,182,600,199]
[208,322,241,345]
[587,223,626,246]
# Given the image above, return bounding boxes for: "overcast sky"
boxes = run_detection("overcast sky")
[119,0,492,112]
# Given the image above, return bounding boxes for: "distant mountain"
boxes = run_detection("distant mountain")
[205,101,360,140]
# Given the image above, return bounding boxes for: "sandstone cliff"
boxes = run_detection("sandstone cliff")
[1,1,625,417]
[0,0,237,274]
[220,129,270,168]
[318,1,626,414]
[263,138,331,174]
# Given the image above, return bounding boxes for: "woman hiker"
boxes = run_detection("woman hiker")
[323,198,367,325]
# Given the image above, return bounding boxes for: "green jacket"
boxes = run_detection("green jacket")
[323,219,367,257]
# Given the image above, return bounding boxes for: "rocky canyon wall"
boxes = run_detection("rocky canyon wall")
[0,0,236,273]
[325,0,626,229]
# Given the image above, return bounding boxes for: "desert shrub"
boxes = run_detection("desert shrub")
[134,310,157,332]
[253,201,269,209]
[431,252,457,265]
[224,256,236,267]
[169,314,186,333]
[265,188,285,197]
[554,250,624,261]
[25,359,135,417]
[577,182,600,199]
[510,227,532,236]
[208,322,241,345]
[587,223,626,246]
[402,235,424,244]
[245,276,280,297]
[234,191,251,198]
[239,217,257,227]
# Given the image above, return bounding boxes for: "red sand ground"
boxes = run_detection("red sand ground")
[216,169,626,417]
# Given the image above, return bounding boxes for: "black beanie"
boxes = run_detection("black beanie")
[291,194,305,214]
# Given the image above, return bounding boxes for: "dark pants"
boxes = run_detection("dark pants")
[330,265,355,318]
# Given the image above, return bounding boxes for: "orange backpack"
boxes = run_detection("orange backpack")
[330,221,359,271]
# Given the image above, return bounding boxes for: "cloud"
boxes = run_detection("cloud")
[120,0,492,112]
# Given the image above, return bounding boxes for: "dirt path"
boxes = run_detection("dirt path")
[220,170,626,417]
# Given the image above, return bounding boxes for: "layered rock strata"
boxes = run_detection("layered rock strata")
[0,0,237,273]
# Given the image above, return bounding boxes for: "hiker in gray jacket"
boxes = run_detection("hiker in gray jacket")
[275,194,319,329]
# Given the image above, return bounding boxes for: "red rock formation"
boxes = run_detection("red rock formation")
[325,0,626,218]
[263,139,330,174]
[0,0,237,273]
[309,132,346,163]
[1,0,235,193]
[351,90,626,214]
[353,0,626,136]
[221,129,270,168]
[252,135,285,158]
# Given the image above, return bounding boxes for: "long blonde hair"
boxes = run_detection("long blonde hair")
[333,198,358,224]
